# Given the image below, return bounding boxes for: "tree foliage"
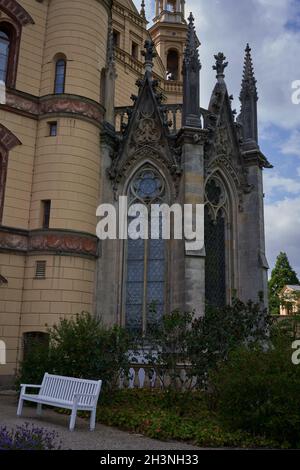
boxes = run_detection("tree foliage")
[17,313,131,391]
[268,252,299,315]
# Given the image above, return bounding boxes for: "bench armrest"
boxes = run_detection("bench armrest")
[20,384,42,388]
[20,384,42,394]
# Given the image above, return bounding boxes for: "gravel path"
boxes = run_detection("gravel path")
[0,394,200,451]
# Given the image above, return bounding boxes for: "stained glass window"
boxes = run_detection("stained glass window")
[205,176,228,307]
[125,168,166,335]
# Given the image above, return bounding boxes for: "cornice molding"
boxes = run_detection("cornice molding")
[0,227,99,258]
[2,89,105,125]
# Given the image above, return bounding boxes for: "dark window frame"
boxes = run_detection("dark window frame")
[131,42,139,60]
[54,58,66,94]
[48,121,57,137]
[0,20,20,88]
[42,200,51,229]
[0,146,8,223]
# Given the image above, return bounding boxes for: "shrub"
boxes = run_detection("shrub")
[189,299,271,386]
[133,301,271,390]
[95,389,278,448]
[0,423,62,450]
[132,310,194,390]
[17,313,130,391]
[210,339,300,448]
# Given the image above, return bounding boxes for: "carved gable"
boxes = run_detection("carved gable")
[109,71,182,195]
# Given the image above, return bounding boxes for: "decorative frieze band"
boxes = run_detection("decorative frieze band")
[4,89,105,125]
[0,227,98,258]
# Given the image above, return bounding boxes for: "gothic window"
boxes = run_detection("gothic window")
[125,167,167,335]
[205,176,230,307]
[54,57,66,94]
[167,49,179,81]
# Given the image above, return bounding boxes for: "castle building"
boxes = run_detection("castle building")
[0,0,271,385]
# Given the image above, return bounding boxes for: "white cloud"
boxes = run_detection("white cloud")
[136,0,300,130]
[281,130,300,156]
[265,196,300,276]
[264,172,300,195]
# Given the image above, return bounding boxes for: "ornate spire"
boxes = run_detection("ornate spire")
[182,12,201,127]
[183,13,201,69]
[213,52,228,81]
[140,0,146,20]
[240,44,258,101]
[238,44,258,145]
[141,39,157,74]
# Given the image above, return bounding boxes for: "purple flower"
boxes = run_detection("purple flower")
[0,423,62,450]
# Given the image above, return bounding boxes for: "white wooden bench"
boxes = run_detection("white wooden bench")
[17,373,102,431]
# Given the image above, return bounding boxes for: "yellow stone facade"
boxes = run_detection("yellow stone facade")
[0,0,186,384]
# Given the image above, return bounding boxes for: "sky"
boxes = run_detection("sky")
[134,0,300,278]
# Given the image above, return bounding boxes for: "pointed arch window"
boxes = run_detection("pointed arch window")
[124,167,167,335]
[204,176,231,307]
[54,57,66,94]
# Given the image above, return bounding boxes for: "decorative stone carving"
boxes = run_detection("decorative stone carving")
[3,90,105,125]
[108,45,182,197]
[0,228,98,258]
[0,122,21,151]
[0,0,34,25]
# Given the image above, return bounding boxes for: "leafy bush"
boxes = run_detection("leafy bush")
[17,313,130,391]
[95,389,278,448]
[132,310,195,390]
[210,338,300,448]
[132,301,271,389]
[0,423,62,450]
[189,300,271,386]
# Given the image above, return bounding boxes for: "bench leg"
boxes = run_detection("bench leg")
[90,408,96,431]
[17,396,24,417]
[36,403,42,416]
[69,406,77,431]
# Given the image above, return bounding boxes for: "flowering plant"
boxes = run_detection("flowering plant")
[0,423,62,450]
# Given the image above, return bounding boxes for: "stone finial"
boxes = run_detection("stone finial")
[140,0,146,19]
[213,52,228,80]
[141,39,157,73]
[238,44,258,144]
[240,43,258,101]
[182,12,201,128]
[183,12,201,69]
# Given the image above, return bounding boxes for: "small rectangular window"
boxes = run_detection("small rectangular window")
[113,30,120,48]
[35,261,46,280]
[132,42,138,60]
[49,122,57,137]
[42,200,51,229]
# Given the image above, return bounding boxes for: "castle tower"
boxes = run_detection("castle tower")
[0,0,110,385]
[149,0,188,82]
